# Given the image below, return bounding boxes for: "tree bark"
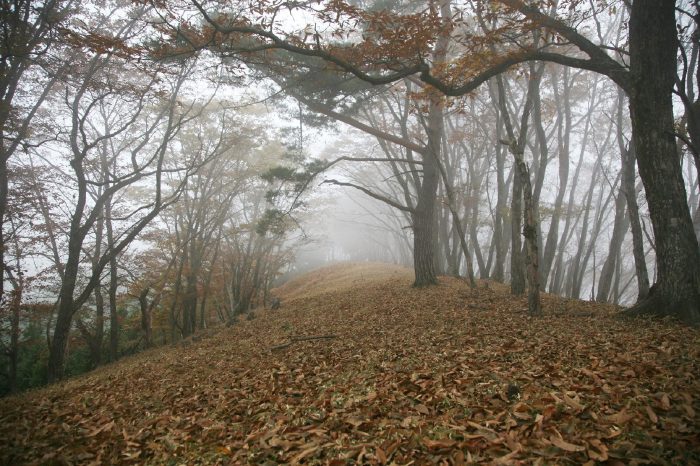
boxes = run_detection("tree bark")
[516,158,541,315]
[541,67,573,285]
[622,141,650,301]
[626,0,700,323]
[412,127,439,287]
[510,156,526,295]
[596,183,629,303]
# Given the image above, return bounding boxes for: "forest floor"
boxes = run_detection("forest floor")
[1,262,699,465]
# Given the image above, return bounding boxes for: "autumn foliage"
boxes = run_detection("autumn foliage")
[1,263,697,464]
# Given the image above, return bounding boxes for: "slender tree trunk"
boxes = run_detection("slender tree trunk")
[182,245,199,337]
[541,68,573,285]
[491,91,508,282]
[622,141,650,300]
[138,286,154,348]
[510,160,525,295]
[0,156,7,306]
[93,287,105,366]
[550,142,588,295]
[496,63,543,310]
[568,168,598,298]
[516,158,541,315]
[105,199,119,361]
[596,185,629,302]
[8,284,21,393]
[89,200,105,368]
[469,175,488,279]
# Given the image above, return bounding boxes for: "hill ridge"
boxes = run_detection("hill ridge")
[1,262,698,465]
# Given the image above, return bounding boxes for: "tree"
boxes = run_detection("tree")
[179,0,699,323]
[0,0,74,312]
[43,40,216,381]
[158,103,250,336]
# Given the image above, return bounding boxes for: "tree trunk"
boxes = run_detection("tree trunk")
[48,292,76,383]
[92,286,105,367]
[622,141,650,300]
[516,157,541,315]
[510,162,526,295]
[8,286,20,393]
[412,97,442,287]
[138,286,154,348]
[47,186,86,383]
[541,67,573,285]
[412,161,439,286]
[627,0,700,323]
[0,156,7,306]
[490,84,508,283]
[105,199,119,362]
[596,183,629,302]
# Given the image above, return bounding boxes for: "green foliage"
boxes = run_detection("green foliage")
[0,322,48,395]
[261,159,330,197]
[64,346,92,379]
[260,166,297,183]
[255,209,289,236]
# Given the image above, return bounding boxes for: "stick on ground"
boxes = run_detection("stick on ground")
[270,334,338,351]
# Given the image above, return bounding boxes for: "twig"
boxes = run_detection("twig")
[291,334,337,342]
[270,334,338,351]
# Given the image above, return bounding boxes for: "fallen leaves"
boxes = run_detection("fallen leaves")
[0,263,698,465]
[549,434,586,452]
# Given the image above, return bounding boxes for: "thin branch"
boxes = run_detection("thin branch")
[321,179,415,213]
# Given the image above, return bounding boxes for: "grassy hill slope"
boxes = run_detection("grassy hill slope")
[1,262,698,465]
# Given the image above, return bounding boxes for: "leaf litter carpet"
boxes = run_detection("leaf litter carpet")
[1,263,698,465]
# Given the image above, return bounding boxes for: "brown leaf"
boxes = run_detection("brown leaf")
[563,392,585,411]
[683,404,696,418]
[375,446,387,464]
[549,435,586,452]
[291,445,320,464]
[87,420,115,437]
[344,417,365,428]
[606,409,634,425]
[422,438,457,450]
[587,439,609,461]
[645,405,658,424]
[414,403,430,415]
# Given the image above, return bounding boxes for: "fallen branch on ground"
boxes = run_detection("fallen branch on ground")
[270,334,338,351]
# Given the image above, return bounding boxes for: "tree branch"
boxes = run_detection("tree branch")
[321,179,415,213]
